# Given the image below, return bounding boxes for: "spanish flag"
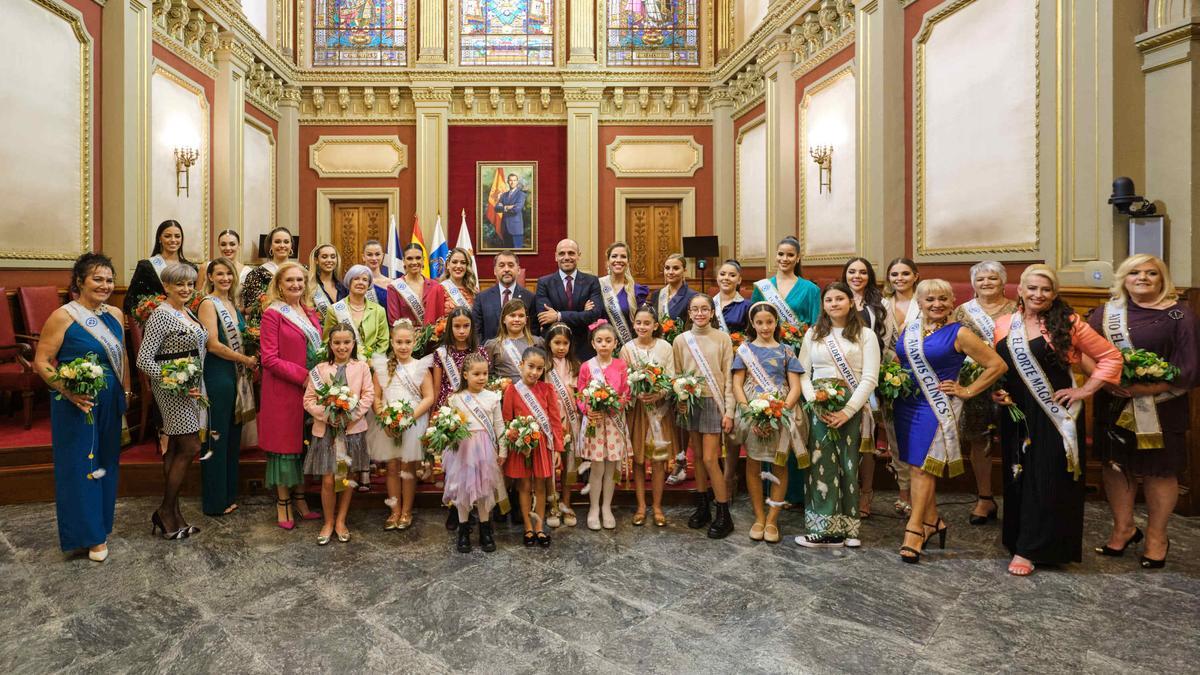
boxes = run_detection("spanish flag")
[409,214,430,278]
[486,167,506,239]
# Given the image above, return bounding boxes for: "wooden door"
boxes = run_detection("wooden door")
[331,201,389,269]
[625,200,681,285]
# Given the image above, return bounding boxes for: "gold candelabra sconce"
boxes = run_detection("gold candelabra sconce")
[175,147,199,197]
[809,145,833,194]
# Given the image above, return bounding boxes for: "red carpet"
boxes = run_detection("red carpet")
[0,408,51,449]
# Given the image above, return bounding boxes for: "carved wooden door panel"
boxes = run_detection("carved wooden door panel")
[331,201,388,269]
[625,201,681,285]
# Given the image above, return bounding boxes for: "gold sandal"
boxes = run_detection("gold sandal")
[632,511,647,526]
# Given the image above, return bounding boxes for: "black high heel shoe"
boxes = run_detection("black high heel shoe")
[968,496,998,525]
[924,518,948,550]
[899,528,924,564]
[1095,527,1143,557]
[151,511,188,541]
[1140,539,1169,569]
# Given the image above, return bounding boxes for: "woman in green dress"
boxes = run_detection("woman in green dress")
[750,236,821,506]
[197,257,258,515]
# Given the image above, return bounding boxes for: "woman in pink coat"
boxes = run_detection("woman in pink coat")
[259,261,324,528]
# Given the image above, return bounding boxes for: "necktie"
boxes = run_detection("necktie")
[502,288,511,307]
[564,275,574,310]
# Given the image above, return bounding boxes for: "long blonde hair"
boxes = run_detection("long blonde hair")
[605,241,638,320]
[1110,254,1177,306]
[439,247,479,293]
[263,261,313,308]
[203,257,241,300]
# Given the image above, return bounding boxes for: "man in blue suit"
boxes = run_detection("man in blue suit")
[535,239,603,361]
[494,173,527,249]
[472,250,537,344]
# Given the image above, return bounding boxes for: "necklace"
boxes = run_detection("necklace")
[348,301,366,311]
[922,320,946,338]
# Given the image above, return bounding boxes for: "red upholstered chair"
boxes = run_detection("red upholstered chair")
[17,286,62,339]
[0,289,44,428]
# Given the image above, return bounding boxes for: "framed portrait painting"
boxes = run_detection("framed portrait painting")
[477,161,537,254]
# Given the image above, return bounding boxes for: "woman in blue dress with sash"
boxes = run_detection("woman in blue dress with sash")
[893,279,1006,563]
[648,253,697,325]
[34,253,129,562]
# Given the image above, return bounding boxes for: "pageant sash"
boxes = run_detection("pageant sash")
[149,255,167,279]
[260,260,280,276]
[501,339,525,370]
[903,322,964,477]
[1007,311,1082,478]
[392,359,423,400]
[713,295,729,332]
[331,300,363,346]
[308,366,325,390]
[962,300,998,345]
[683,332,725,418]
[442,280,471,309]
[824,332,874,450]
[736,343,798,464]
[1102,301,1182,449]
[64,302,124,376]
[460,392,498,448]
[754,279,801,326]
[437,346,462,392]
[548,364,579,432]
[208,296,256,424]
[270,302,322,352]
[599,277,634,344]
[627,346,670,454]
[657,286,675,320]
[514,381,556,450]
[391,278,426,324]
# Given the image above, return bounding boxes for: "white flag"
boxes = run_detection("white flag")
[456,209,479,281]
[384,214,401,280]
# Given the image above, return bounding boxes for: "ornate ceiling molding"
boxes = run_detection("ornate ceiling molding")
[152,0,219,78]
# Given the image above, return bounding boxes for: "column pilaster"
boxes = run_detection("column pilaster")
[710,90,736,259]
[568,0,597,65]
[564,85,602,274]
[763,41,797,270]
[213,35,251,240]
[276,85,301,236]
[412,86,451,235]
[418,0,447,63]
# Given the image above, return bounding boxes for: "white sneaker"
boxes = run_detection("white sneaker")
[845,538,861,548]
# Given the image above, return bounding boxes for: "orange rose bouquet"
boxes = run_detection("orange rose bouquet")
[502,415,543,468]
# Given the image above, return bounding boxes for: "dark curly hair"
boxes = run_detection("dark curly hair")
[69,252,115,297]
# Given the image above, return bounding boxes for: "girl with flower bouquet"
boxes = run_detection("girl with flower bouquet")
[619,305,678,527]
[544,323,581,528]
[672,294,737,539]
[445,353,508,553]
[502,346,563,547]
[370,319,435,531]
[303,324,374,545]
[731,303,805,544]
[795,283,881,549]
[429,307,488,529]
[576,321,632,531]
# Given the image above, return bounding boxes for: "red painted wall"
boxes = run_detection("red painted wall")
[446,125,568,279]
[597,125,714,263]
[298,124,417,259]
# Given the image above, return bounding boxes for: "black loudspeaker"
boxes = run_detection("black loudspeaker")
[258,233,300,259]
[681,236,720,259]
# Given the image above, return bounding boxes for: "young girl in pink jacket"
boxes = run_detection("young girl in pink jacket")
[303,322,375,545]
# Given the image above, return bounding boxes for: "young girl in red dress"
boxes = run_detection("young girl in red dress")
[502,346,564,547]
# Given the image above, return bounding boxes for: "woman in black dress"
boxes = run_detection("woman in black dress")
[1088,255,1198,569]
[123,220,195,313]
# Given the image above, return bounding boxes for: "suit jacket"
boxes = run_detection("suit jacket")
[495,189,527,236]
[472,283,537,344]
[534,271,603,361]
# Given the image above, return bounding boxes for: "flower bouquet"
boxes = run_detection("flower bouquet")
[671,372,704,425]
[376,400,415,445]
[412,317,447,359]
[740,392,793,438]
[878,360,915,402]
[627,361,671,401]
[421,405,470,462]
[132,294,165,325]
[51,353,107,424]
[485,377,512,394]
[659,317,683,344]
[729,331,747,349]
[503,415,543,468]
[1119,348,1180,385]
[994,375,1026,423]
[581,378,624,438]
[306,343,328,370]
[779,322,807,351]
[160,356,209,408]
[242,323,261,354]
[803,377,851,442]
[315,374,358,430]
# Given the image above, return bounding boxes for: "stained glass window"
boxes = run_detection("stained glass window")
[607,0,699,66]
[313,0,407,66]
[460,0,554,66]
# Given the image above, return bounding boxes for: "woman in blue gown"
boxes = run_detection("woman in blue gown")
[33,253,129,562]
[893,279,1006,563]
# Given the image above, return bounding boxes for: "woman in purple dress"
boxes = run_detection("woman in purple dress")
[893,279,1006,563]
[1088,255,1198,569]
[597,242,649,348]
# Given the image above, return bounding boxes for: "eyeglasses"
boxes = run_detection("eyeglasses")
[689,307,712,315]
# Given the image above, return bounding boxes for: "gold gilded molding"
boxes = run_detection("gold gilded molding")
[153,62,212,260]
[798,64,856,264]
[2,0,92,263]
[734,115,768,265]
[308,135,409,177]
[605,135,705,177]
[913,0,1041,257]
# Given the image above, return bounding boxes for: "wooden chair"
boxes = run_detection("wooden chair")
[127,322,158,442]
[0,289,44,428]
[17,286,61,339]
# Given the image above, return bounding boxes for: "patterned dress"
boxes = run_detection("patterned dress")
[136,306,208,436]
[435,345,488,408]
[731,342,805,463]
[575,357,632,462]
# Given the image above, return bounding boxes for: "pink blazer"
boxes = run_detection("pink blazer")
[386,278,447,327]
[575,358,631,415]
[303,360,375,438]
[259,305,322,455]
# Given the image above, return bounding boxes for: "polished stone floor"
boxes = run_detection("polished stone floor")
[0,492,1196,674]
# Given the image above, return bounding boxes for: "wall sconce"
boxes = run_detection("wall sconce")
[175,147,199,197]
[809,145,833,194]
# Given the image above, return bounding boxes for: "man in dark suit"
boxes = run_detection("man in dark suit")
[494,174,527,249]
[473,250,536,344]
[535,239,604,361]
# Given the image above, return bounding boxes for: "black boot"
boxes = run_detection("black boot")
[687,489,713,530]
[707,501,735,539]
[445,507,460,531]
[456,522,472,553]
[478,521,496,552]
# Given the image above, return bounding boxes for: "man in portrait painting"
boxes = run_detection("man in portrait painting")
[494,173,528,249]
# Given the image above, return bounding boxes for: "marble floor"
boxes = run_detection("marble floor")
[0,493,1196,674]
